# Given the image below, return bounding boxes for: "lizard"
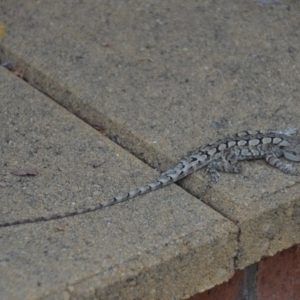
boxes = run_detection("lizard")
[1,127,300,227]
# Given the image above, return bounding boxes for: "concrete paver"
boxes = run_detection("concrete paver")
[1,0,300,297]
[0,67,237,299]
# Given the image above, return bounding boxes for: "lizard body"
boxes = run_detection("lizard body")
[1,127,300,227]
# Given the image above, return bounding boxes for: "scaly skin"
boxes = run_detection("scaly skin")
[1,127,300,227]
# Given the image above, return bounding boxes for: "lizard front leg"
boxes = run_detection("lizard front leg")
[265,149,299,175]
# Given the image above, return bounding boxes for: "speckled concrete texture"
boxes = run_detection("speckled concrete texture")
[0,67,237,299]
[0,0,300,298]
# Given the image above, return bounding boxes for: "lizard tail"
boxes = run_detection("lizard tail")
[0,203,104,227]
[0,160,201,227]
[0,171,182,227]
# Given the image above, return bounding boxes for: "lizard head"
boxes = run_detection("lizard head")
[282,143,300,162]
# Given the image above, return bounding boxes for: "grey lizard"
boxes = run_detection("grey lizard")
[1,127,300,227]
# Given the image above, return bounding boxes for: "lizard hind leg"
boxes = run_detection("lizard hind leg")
[201,155,242,198]
[206,153,242,181]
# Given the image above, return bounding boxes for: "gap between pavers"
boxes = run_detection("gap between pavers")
[1,0,300,280]
[0,67,238,299]
[179,155,300,268]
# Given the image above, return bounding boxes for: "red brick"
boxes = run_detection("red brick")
[256,245,300,300]
[188,245,300,300]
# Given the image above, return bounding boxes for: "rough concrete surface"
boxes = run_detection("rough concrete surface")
[0,67,238,299]
[0,0,300,298]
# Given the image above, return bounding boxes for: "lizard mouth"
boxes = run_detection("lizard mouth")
[283,152,300,162]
